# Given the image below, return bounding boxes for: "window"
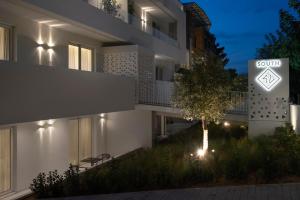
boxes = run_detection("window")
[69,118,92,166]
[156,66,163,81]
[0,26,10,61]
[0,128,11,194]
[68,44,93,71]
[81,48,92,72]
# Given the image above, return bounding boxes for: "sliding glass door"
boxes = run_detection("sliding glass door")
[0,128,11,194]
[69,118,92,166]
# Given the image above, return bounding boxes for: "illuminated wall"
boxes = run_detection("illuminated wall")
[291,105,300,134]
[248,59,289,136]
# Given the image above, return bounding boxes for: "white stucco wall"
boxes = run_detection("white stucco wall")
[291,105,300,134]
[0,7,104,70]
[106,110,152,157]
[15,120,70,191]
[10,110,152,193]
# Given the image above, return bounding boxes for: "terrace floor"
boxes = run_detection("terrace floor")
[52,183,300,200]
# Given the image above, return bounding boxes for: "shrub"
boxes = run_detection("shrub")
[30,170,64,198]
[30,124,300,198]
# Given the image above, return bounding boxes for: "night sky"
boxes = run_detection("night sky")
[181,0,290,74]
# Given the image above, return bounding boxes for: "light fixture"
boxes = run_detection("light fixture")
[47,119,55,125]
[224,121,231,127]
[37,119,55,133]
[212,149,215,153]
[37,46,44,51]
[37,38,44,45]
[99,113,105,118]
[196,148,206,158]
[37,121,46,126]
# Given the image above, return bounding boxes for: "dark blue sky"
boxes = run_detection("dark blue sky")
[181,0,290,74]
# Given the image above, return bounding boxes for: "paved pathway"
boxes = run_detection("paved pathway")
[53,183,300,200]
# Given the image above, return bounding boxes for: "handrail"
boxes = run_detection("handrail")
[85,0,178,47]
[139,81,249,115]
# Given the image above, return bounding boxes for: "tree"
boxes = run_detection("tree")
[227,68,248,92]
[173,51,231,153]
[257,0,300,103]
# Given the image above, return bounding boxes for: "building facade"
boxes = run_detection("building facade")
[0,0,188,198]
[184,2,212,54]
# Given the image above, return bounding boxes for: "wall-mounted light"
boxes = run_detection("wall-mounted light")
[37,119,55,133]
[99,113,105,118]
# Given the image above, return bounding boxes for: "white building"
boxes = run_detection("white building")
[0,0,188,198]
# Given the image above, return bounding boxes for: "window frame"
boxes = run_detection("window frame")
[0,127,13,196]
[68,117,93,166]
[68,43,94,72]
[0,22,14,61]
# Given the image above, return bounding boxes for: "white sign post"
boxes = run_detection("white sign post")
[248,58,289,136]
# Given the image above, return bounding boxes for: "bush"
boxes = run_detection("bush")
[30,124,300,198]
[30,170,64,198]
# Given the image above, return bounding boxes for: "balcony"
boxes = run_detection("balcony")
[0,61,135,125]
[139,81,174,107]
[85,0,178,47]
[139,81,249,115]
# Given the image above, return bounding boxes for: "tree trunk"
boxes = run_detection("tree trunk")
[201,116,208,151]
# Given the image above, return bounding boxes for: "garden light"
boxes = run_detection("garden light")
[196,148,206,158]
[224,121,230,127]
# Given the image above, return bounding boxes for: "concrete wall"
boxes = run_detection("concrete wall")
[0,61,135,125]
[9,110,152,192]
[248,59,290,136]
[291,105,300,134]
[21,0,188,64]
[14,119,70,191]
[0,6,104,70]
[106,110,152,157]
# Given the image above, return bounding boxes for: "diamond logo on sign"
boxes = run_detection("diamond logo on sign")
[255,68,282,92]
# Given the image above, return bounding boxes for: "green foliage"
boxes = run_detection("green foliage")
[174,51,231,122]
[31,124,300,198]
[257,0,300,70]
[30,170,64,198]
[102,0,121,16]
[257,0,300,102]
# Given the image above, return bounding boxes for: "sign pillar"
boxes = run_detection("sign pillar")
[248,59,289,136]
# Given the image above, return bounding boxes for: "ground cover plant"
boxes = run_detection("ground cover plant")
[31,123,300,198]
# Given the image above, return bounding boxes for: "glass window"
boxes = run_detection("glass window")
[68,44,93,72]
[68,45,79,70]
[0,26,10,61]
[81,48,92,72]
[69,118,92,166]
[0,128,11,194]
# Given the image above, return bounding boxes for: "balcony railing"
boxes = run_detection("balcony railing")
[139,81,249,115]
[227,91,249,115]
[139,80,174,107]
[85,0,178,47]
